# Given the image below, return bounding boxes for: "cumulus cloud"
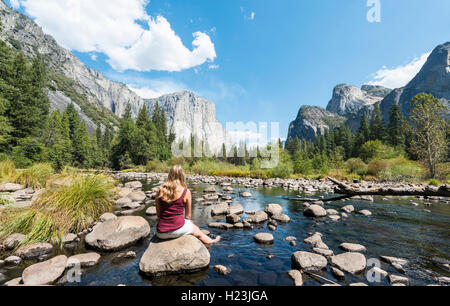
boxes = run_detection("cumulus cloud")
[15,0,216,72]
[368,52,430,89]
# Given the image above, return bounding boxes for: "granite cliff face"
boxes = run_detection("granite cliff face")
[145,91,226,152]
[0,1,226,149]
[380,42,450,122]
[288,42,450,141]
[287,106,346,141]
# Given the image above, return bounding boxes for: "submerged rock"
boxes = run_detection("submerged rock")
[240,192,252,198]
[139,235,210,277]
[292,251,328,271]
[85,216,151,251]
[22,255,67,285]
[208,222,234,230]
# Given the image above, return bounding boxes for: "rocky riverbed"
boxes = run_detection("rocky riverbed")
[1,173,449,286]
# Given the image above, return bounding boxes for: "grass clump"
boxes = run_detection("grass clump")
[0,174,115,247]
[428,179,440,186]
[14,163,55,188]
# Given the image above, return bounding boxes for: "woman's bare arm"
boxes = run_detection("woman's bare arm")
[185,190,192,220]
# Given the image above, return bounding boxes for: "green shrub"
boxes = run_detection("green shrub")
[294,158,313,175]
[367,159,390,176]
[345,158,368,174]
[428,179,440,186]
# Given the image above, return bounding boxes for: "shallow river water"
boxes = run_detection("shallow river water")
[2,180,450,286]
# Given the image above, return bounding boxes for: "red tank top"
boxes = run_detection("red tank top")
[157,188,188,233]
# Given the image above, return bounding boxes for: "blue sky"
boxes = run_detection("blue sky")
[7,0,450,139]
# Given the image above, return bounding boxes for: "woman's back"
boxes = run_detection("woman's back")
[157,188,187,233]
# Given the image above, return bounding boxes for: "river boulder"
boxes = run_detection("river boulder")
[264,204,283,216]
[330,252,366,274]
[139,235,210,277]
[292,251,328,271]
[22,255,67,285]
[85,216,151,251]
[304,205,327,218]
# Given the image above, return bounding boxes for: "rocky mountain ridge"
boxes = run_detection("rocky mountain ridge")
[288,41,450,141]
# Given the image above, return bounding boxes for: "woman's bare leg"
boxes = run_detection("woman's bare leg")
[191,224,221,244]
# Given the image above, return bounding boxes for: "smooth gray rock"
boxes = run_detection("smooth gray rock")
[330,252,366,274]
[264,203,283,216]
[85,216,151,251]
[3,233,26,250]
[253,233,274,244]
[389,274,409,285]
[213,265,231,275]
[5,256,22,266]
[15,242,53,260]
[271,213,291,223]
[99,213,117,222]
[287,270,303,286]
[240,192,252,198]
[139,236,210,276]
[339,243,367,252]
[342,205,355,214]
[292,251,328,271]
[208,222,234,230]
[67,252,101,268]
[22,255,67,285]
[228,203,244,215]
[211,203,229,216]
[304,205,327,218]
[146,206,157,216]
[128,191,146,202]
[247,211,269,223]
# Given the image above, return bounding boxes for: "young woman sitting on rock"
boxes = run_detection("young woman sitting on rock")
[155,165,221,244]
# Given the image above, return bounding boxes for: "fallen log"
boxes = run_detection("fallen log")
[327,177,450,198]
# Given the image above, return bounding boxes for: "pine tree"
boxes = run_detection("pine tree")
[72,121,92,168]
[369,105,386,141]
[387,104,405,147]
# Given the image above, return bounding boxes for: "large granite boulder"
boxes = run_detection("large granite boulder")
[22,255,67,285]
[139,235,210,277]
[264,203,283,216]
[3,233,26,250]
[304,205,327,218]
[85,216,150,251]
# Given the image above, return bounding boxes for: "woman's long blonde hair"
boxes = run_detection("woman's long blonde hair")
[158,165,187,203]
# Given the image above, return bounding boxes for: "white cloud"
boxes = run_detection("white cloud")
[90,54,97,61]
[127,80,187,99]
[368,52,430,88]
[16,0,216,72]
[10,0,21,9]
[250,12,255,21]
[208,64,219,70]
